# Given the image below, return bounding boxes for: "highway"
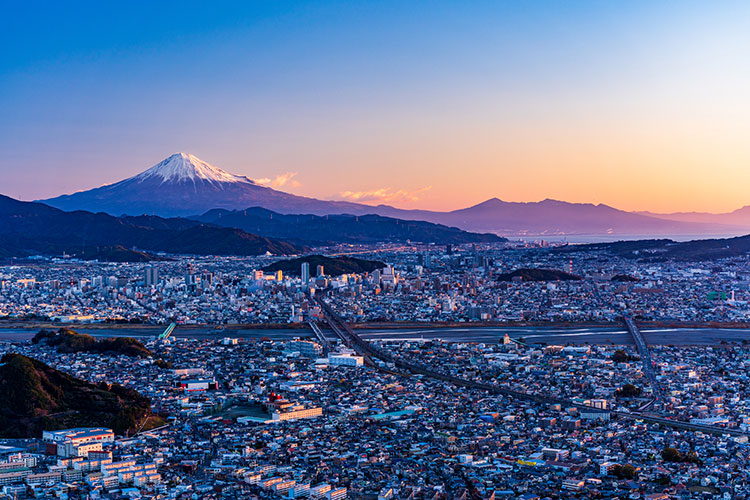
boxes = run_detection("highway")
[623,316,661,411]
[307,321,332,354]
[621,412,746,437]
[317,295,610,408]
[316,295,748,439]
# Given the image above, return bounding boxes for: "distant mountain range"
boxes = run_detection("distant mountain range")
[0,194,303,259]
[193,207,505,245]
[0,194,502,261]
[637,207,750,228]
[38,153,750,237]
[374,198,741,236]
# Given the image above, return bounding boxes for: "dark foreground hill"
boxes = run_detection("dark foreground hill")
[194,207,506,245]
[496,268,582,282]
[32,329,152,358]
[0,353,154,438]
[263,255,385,276]
[0,194,302,259]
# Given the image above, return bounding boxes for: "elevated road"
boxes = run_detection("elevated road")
[317,296,610,408]
[623,316,662,410]
[622,412,744,437]
[159,322,176,341]
[307,321,332,354]
[316,295,747,439]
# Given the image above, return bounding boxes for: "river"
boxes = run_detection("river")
[1,325,749,345]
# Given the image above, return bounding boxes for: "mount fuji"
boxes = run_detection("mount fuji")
[41,153,365,218]
[40,153,747,237]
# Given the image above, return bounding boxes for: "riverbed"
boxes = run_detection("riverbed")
[1,325,749,345]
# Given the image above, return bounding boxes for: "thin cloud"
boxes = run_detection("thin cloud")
[271,171,302,188]
[339,186,432,205]
[253,172,302,188]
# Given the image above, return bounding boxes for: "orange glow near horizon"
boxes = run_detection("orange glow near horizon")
[2,2,749,215]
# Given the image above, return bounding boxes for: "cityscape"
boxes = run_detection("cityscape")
[2,2,750,500]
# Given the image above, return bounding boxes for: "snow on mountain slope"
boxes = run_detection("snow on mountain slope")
[133,153,254,185]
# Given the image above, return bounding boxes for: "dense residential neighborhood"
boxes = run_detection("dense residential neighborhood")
[2,243,750,499]
[2,242,750,326]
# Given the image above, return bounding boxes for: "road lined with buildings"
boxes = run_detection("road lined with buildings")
[624,317,661,395]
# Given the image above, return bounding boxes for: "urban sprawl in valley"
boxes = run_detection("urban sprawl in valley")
[2,241,750,499]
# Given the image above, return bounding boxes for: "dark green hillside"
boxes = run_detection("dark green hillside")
[263,254,385,276]
[194,207,507,245]
[496,268,582,282]
[554,235,750,261]
[0,194,303,259]
[32,329,152,358]
[76,245,172,262]
[0,353,153,438]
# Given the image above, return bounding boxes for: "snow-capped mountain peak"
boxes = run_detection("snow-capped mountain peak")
[133,153,254,185]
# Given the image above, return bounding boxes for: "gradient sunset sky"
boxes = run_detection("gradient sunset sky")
[1,1,749,213]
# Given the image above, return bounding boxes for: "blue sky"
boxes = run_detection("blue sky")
[2,1,749,212]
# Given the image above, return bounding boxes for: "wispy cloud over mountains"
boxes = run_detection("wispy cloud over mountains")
[338,186,432,204]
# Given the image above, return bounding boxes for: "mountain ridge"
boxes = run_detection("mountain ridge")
[637,206,750,228]
[41,153,367,218]
[0,194,303,259]
[555,234,750,261]
[38,153,750,236]
[193,207,506,245]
